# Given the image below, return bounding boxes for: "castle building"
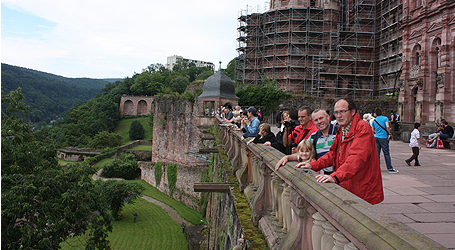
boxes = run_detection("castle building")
[165,55,214,71]
[235,0,454,123]
[399,0,455,124]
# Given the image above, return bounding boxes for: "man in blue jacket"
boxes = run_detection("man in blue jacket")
[241,106,260,140]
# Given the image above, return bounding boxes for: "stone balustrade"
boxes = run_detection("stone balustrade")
[216,118,447,250]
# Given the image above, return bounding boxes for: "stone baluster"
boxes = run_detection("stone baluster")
[225,130,233,157]
[280,190,316,249]
[236,141,248,174]
[281,185,293,233]
[252,156,260,188]
[321,221,337,250]
[251,162,272,226]
[270,173,279,217]
[232,136,242,169]
[312,212,327,250]
[332,231,349,250]
[344,242,359,250]
[274,179,284,227]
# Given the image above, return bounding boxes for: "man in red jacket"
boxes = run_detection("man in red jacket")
[298,99,384,205]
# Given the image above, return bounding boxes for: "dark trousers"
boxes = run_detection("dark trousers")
[376,138,394,171]
[406,147,420,165]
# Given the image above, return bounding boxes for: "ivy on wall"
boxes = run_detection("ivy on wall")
[167,163,178,196]
[155,162,163,186]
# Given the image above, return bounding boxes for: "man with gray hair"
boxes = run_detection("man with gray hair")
[276,109,338,175]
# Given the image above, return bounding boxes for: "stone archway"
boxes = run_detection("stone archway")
[123,100,134,115]
[137,100,148,115]
[119,96,154,116]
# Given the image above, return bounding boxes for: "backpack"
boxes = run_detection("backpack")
[395,113,400,122]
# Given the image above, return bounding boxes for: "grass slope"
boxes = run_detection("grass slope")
[114,117,153,145]
[61,198,187,250]
[131,180,205,225]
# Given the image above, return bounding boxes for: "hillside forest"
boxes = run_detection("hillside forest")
[2,58,293,249]
[1,63,106,125]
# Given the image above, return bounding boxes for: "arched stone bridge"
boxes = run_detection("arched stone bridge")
[119,95,154,116]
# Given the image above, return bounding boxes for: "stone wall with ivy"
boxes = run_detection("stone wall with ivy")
[203,139,267,250]
[141,161,208,211]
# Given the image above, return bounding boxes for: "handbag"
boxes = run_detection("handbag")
[437,139,445,149]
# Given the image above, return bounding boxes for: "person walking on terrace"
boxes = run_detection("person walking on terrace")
[406,123,422,166]
[372,107,399,174]
[294,99,384,205]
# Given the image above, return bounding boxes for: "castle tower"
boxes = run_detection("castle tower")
[198,70,239,116]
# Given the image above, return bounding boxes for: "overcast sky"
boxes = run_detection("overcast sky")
[1,0,268,79]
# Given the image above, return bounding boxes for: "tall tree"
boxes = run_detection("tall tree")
[129,120,145,140]
[223,58,236,80]
[96,180,144,220]
[1,88,112,249]
[236,77,293,116]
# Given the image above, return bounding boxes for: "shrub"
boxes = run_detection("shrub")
[129,120,145,140]
[100,152,140,180]
[88,131,123,149]
[155,162,163,186]
[96,180,144,220]
[167,163,178,196]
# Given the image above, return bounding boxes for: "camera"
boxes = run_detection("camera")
[284,120,298,128]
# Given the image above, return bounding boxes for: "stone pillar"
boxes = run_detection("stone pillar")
[332,231,349,250]
[344,242,359,250]
[312,212,327,250]
[321,221,337,250]
[275,179,284,226]
[271,173,278,217]
[252,156,260,188]
[282,185,292,233]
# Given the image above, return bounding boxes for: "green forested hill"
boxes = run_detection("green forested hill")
[3,63,110,89]
[1,63,106,125]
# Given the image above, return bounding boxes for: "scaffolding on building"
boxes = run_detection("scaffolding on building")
[236,0,402,99]
[378,0,403,96]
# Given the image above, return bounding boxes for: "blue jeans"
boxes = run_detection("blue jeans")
[440,133,451,139]
[376,138,394,171]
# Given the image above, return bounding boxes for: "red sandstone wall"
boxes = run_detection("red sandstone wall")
[151,96,207,167]
[146,96,209,209]
[400,0,455,123]
[119,95,154,116]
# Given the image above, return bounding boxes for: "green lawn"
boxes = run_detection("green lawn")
[61,198,188,250]
[129,145,152,151]
[93,157,115,171]
[57,158,73,165]
[114,117,152,145]
[131,180,205,225]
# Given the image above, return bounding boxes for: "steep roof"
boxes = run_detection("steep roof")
[198,70,238,99]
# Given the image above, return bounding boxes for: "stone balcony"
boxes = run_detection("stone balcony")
[215,117,447,250]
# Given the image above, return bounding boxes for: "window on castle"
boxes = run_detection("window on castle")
[416,52,420,65]
[436,47,439,69]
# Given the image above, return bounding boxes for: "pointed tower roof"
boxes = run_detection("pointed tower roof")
[198,70,238,99]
